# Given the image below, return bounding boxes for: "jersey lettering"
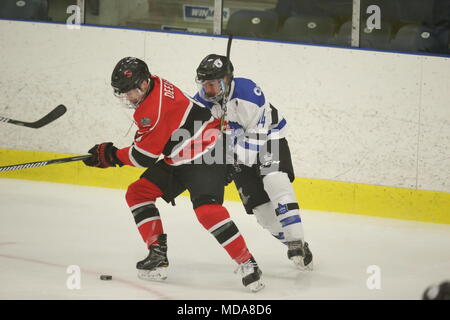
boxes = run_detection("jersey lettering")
[163,80,175,99]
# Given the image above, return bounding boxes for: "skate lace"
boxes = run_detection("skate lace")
[234,260,257,276]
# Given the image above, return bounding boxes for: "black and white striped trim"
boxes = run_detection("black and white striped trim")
[0,161,48,172]
[130,202,161,227]
[162,103,218,166]
[209,218,241,247]
[129,145,159,168]
[130,201,155,212]
[168,117,215,158]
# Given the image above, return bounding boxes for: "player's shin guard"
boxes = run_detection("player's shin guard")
[126,178,164,248]
[194,204,252,264]
[263,172,313,270]
[262,172,304,241]
[253,202,286,244]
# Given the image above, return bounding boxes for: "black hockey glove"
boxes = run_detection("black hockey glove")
[83,142,123,168]
[225,164,235,185]
[225,163,242,186]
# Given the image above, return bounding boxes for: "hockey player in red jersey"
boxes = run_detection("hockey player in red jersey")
[82,57,264,292]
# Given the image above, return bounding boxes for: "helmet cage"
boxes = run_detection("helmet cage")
[113,80,151,109]
[196,78,227,103]
[195,54,234,103]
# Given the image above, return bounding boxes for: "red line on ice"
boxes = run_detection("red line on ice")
[0,253,172,299]
[0,242,17,246]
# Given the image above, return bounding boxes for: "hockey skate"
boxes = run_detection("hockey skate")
[136,234,169,281]
[287,240,313,271]
[235,257,265,292]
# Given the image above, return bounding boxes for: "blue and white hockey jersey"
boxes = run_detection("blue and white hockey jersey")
[194,77,287,166]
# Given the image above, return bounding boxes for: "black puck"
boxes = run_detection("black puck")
[100,275,112,280]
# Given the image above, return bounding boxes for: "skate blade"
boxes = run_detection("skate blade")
[248,280,265,292]
[291,257,314,271]
[137,268,168,281]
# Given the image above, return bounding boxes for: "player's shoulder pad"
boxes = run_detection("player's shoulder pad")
[193,92,215,109]
[232,78,266,108]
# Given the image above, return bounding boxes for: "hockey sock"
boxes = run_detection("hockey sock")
[263,172,304,241]
[126,178,164,248]
[194,204,252,264]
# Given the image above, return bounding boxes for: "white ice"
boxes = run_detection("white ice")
[0,178,449,300]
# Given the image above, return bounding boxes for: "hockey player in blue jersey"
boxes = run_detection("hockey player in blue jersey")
[193,54,313,270]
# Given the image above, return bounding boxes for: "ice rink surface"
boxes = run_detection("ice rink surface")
[0,178,449,300]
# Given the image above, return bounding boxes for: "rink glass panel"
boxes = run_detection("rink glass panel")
[358,0,450,55]
[83,0,215,34]
[1,1,446,54]
[0,0,77,22]
[221,0,448,55]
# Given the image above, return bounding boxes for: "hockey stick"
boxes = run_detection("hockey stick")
[226,34,233,63]
[0,154,91,172]
[0,104,67,128]
[220,35,233,132]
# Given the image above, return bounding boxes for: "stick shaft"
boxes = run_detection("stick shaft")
[226,35,233,65]
[220,35,233,132]
[0,155,91,172]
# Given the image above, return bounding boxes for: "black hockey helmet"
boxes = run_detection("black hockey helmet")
[196,54,234,81]
[111,57,151,95]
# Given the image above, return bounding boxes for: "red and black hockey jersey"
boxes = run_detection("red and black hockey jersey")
[116,76,221,167]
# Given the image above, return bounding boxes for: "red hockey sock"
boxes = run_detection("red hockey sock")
[126,178,164,247]
[194,204,252,264]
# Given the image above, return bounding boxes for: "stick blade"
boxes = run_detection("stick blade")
[27,104,67,128]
